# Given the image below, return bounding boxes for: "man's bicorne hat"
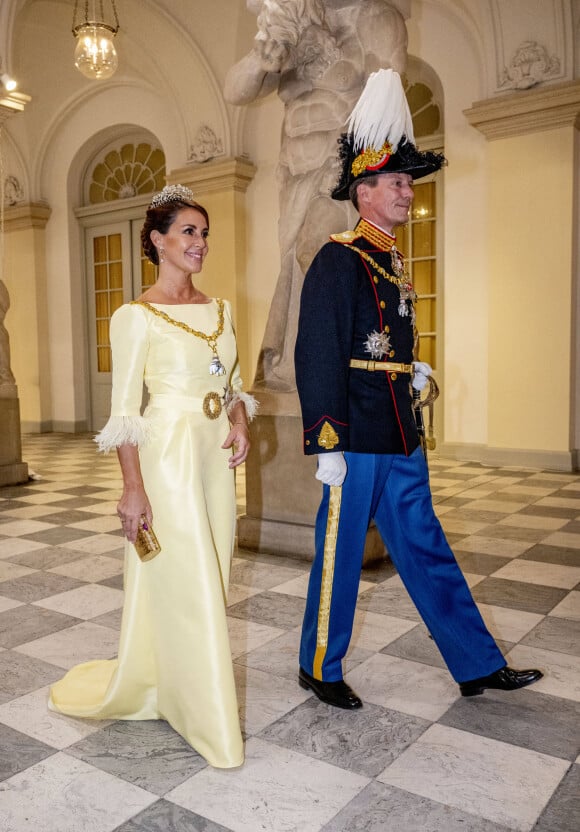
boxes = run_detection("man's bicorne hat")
[332,68,446,201]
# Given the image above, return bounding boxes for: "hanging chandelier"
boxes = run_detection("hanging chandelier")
[72,1,120,81]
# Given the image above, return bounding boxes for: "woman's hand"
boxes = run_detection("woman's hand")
[222,423,250,468]
[117,485,152,543]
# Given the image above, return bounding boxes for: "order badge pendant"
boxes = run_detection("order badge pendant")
[209,356,226,376]
[203,391,223,420]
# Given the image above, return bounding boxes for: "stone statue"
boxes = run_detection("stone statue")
[225,0,408,391]
[0,279,17,397]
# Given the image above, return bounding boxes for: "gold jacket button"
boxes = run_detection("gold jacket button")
[374,276,379,284]
[389,350,395,357]
[384,325,390,332]
[305,440,310,446]
[380,300,386,309]
[390,372,398,380]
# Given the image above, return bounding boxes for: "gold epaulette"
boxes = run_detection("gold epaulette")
[330,230,359,244]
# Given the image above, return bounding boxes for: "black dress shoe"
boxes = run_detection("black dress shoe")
[459,665,543,697]
[298,667,362,709]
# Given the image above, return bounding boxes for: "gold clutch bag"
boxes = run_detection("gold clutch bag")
[134,516,161,562]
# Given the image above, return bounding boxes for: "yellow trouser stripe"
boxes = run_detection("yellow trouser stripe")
[313,484,342,679]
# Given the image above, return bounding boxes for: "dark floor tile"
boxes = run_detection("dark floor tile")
[67,720,206,795]
[357,581,421,621]
[519,544,580,568]
[47,496,108,509]
[99,573,125,590]
[474,524,551,543]
[227,590,304,629]
[440,688,580,761]
[91,607,123,630]
[517,505,579,520]
[471,577,568,614]
[0,604,80,648]
[454,551,511,575]
[259,698,429,778]
[235,547,310,570]
[436,507,508,524]
[57,485,111,496]
[0,571,85,603]
[520,617,580,657]
[0,651,64,703]
[431,496,472,508]
[560,520,580,535]
[381,624,447,670]
[441,532,465,545]
[6,546,92,569]
[21,527,95,545]
[113,799,234,832]
[533,763,580,832]
[321,780,513,832]
[0,722,55,781]
[33,510,103,526]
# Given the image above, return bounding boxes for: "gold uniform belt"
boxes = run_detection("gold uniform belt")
[349,359,413,373]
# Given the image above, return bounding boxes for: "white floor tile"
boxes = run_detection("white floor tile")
[378,723,569,832]
[33,584,124,619]
[0,561,37,581]
[539,530,580,549]
[234,665,310,736]
[492,559,580,589]
[15,621,120,669]
[0,538,46,559]
[350,609,418,653]
[0,595,23,612]
[506,644,580,703]
[346,653,459,721]
[455,535,533,558]
[166,737,369,832]
[60,534,124,555]
[549,590,580,621]
[0,752,156,832]
[0,686,112,749]
[477,603,544,643]
[227,616,286,660]
[48,555,123,582]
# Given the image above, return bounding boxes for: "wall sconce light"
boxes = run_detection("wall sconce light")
[72,1,120,80]
[0,73,17,92]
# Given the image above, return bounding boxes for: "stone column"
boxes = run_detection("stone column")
[0,89,32,485]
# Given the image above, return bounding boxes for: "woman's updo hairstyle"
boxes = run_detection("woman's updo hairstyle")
[141,184,210,266]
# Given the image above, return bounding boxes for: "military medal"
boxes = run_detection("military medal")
[364,330,391,359]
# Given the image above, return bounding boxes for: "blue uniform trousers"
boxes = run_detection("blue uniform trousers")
[300,447,505,683]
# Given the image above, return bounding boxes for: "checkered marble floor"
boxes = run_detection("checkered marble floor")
[0,434,579,832]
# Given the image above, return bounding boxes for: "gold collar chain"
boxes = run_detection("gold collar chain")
[343,245,409,289]
[132,299,227,376]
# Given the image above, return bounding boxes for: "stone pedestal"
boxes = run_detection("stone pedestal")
[0,396,28,486]
[238,390,385,563]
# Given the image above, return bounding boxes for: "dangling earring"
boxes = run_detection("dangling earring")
[158,246,165,264]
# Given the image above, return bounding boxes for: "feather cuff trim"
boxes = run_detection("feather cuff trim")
[226,391,259,422]
[94,415,153,453]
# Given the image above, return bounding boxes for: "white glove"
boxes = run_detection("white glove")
[316,452,347,486]
[412,361,432,392]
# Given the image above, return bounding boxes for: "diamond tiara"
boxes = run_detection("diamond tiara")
[150,184,196,209]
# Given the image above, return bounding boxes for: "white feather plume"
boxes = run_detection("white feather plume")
[346,68,415,153]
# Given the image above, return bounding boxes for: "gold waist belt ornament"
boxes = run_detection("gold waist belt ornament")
[349,359,413,373]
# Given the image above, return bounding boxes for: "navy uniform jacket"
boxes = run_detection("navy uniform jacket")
[295,219,420,457]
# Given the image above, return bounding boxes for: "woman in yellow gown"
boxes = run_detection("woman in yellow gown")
[49,185,256,768]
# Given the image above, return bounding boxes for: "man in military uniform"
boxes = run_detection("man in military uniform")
[294,69,542,709]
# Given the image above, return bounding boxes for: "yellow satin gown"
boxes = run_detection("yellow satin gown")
[49,299,252,768]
